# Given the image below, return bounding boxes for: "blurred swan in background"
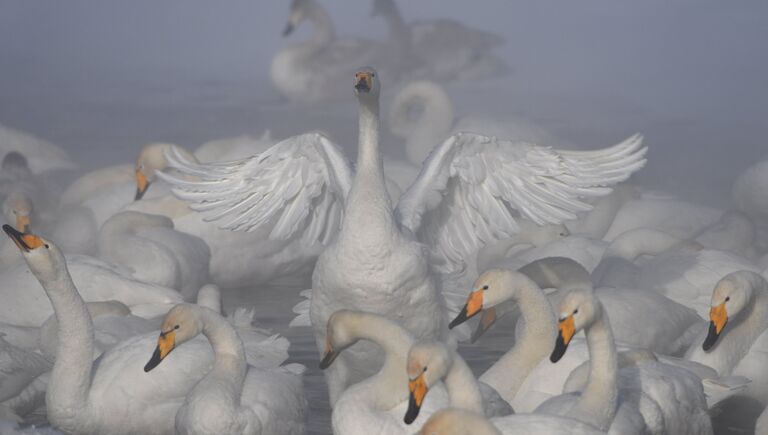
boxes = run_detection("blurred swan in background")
[733,157,768,225]
[271,0,400,103]
[160,68,647,404]
[372,0,510,82]
[144,304,307,435]
[0,124,76,174]
[388,80,562,165]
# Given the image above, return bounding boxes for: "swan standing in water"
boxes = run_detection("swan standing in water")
[144,304,307,435]
[160,67,647,404]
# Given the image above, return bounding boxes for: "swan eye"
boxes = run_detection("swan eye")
[725,297,730,302]
[44,244,49,249]
[423,366,427,372]
[174,324,180,330]
[482,285,489,290]
[573,309,579,315]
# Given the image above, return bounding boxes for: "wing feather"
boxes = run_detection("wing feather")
[157,133,352,246]
[397,132,647,272]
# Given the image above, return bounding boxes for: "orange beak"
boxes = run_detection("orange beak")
[551,315,576,362]
[143,329,176,372]
[3,225,44,252]
[15,214,30,233]
[448,289,484,329]
[404,373,428,424]
[135,169,149,201]
[703,302,728,351]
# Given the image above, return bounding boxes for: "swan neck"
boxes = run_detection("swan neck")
[306,0,335,45]
[199,308,247,399]
[350,315,414,409]
[482,278,556,398]
[575,309,617,431]
[43,261,93,426]
[444,351,484,415]
[357,98,383,173]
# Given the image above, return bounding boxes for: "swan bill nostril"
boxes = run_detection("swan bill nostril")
[354,80,370,93]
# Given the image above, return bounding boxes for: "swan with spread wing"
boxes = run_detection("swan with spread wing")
[159,67,647,404]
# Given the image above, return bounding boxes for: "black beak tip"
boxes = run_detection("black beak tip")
[318,351,337,370]
[354,81,370,93]
[404,394,420,424]
[134,188,145,201]
[3,224,29,251]
[448,305,471,330]
[702,321,721,352]
[550,335,568,363]
[143,347,163,372]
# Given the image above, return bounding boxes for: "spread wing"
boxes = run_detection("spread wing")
[397,132,647,272]
[157,133,352,246]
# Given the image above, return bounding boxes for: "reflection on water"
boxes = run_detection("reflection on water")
[221,277,516,435]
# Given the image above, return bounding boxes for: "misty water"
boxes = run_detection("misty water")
[2,1,768,434]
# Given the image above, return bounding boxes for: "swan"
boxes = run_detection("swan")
[416,408,605,435]
[0,227,183,327]
[451,259,702,403]
[271,0,398,103]
[193,132,275,163]
[564,183,640,240]
[602,190,722,241]
[3,225,304,434]
[97,211,210,301]
[405,340,605,434]
[686,270,768,405]
[692,210,759,258]
[593,228,761,317]
[320,310,511,433]
[733,157,768,223]
[371,0,510,82]
[542,287,713,435]
[143,303,307,435]
[388,80,563,165]
[0,124,76,174]
[159,67,647,404]
[320,310,450,434]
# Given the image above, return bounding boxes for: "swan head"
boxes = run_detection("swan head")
[449,269,522,329]
[405,340,451,424]
[1,151,31,177]
[2,191,33,232]
[283,0,309,36]
[702,271,762,351]
[144,304,204,372]
[135,142,179,200]
[3,225,61,282]
[550,288,601,363]
[354,67,380,99]
[319,310,363,369]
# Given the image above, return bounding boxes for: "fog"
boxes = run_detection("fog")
[2,0,767,204]
[1,2,768,433]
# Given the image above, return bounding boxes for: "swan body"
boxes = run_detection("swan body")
[416,408,604,435]
[0,124,76,174]
[160,68,647,404]
[144,304,307,435]
[98,211,211,301]
[686,271,768,404]
[194,132,275,163]
[388,80,562,165]
[733,158,768,223]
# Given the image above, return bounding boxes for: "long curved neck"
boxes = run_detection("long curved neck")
[341,95,395,244]
[444,351,484,415]
[305,0,336,46]
[348,315,414,410]
[480,278,556,400]
[572,307,617,431]
[40,256,94,428]
[192,308,248,407]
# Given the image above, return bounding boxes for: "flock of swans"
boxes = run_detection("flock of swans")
[1,1,768,434]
